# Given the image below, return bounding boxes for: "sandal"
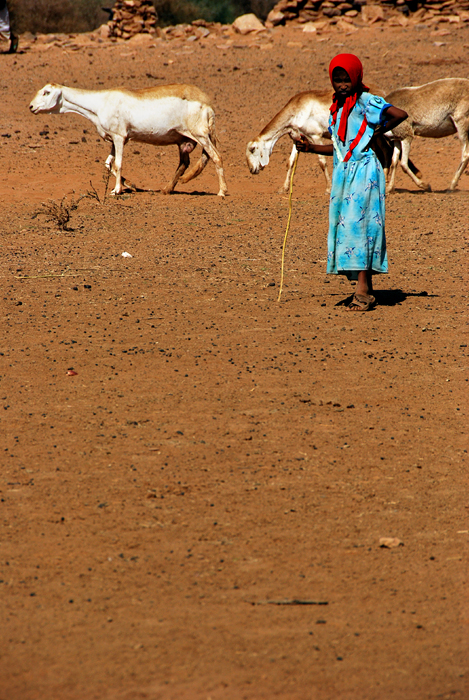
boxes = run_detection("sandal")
[9,34,18,54]
[346,293,376,312]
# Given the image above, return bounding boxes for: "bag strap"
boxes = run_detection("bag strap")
[329,115,368,164]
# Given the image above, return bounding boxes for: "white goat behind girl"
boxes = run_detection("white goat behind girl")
[246,89,333,193]
[246,88,411,194]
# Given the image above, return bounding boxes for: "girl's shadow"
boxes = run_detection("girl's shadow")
[375,289,437,306]
[335,289,437,308]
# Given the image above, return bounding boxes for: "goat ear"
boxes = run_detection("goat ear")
[259,147,270,167]
[50,86,62,103]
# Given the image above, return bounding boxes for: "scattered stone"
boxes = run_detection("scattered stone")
[232,13,267,34]
[361,4,385,24]
[379,537,403,548]
[97,24,111,39]
[336,17,358,31]
[266,10,286,27]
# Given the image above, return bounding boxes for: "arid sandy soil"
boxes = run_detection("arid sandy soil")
[0,20,468,700]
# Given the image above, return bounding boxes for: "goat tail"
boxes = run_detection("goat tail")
[180,150,209,184]
[208,109,221,147]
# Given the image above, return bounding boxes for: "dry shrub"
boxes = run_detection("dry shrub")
[152,1,276,27]
[154,1,236,25]
[33,196,79,231]
[9,0,276,34]
[85,170,112,205]
[8,0,108,34]
[249,0,277,20]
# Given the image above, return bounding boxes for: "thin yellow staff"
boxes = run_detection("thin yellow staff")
[277,152,299,303]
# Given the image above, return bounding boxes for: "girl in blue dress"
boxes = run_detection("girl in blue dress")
[295,54,407,311]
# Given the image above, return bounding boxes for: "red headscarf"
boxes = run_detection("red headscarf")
[329,54,369,144]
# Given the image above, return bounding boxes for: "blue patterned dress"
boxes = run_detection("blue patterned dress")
[327,92,391,280]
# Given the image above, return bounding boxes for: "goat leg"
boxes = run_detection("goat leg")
[399,138,431,192]
[180,150,210,184]
[193,135,227,197]
[106,151,135,194]
[162,145,191,194]
[448,123,469,191]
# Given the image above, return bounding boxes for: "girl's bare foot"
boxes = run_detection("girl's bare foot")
[354,270,373,297]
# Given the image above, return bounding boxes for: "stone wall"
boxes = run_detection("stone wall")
[266,0,469,29]
[105,0,157,39]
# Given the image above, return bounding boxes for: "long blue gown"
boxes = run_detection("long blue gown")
[327,92,391,280]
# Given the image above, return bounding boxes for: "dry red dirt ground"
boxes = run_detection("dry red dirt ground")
[0,20,468,700]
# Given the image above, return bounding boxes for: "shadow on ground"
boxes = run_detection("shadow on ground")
[335,289,436,308]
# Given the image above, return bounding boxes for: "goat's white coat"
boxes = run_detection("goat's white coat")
[29,83,227,196]
[246,90,333,193]
[386,78,469,192]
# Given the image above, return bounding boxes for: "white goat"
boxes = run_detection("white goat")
[246,89,333,193]
[29,83,228,197]
[246,88,404,194]
[386,78,469,193]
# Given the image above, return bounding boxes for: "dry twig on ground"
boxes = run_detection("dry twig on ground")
[33,195,78,231]
[84,169,111,204]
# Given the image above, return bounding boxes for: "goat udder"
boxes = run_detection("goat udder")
[181,140,196,153]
